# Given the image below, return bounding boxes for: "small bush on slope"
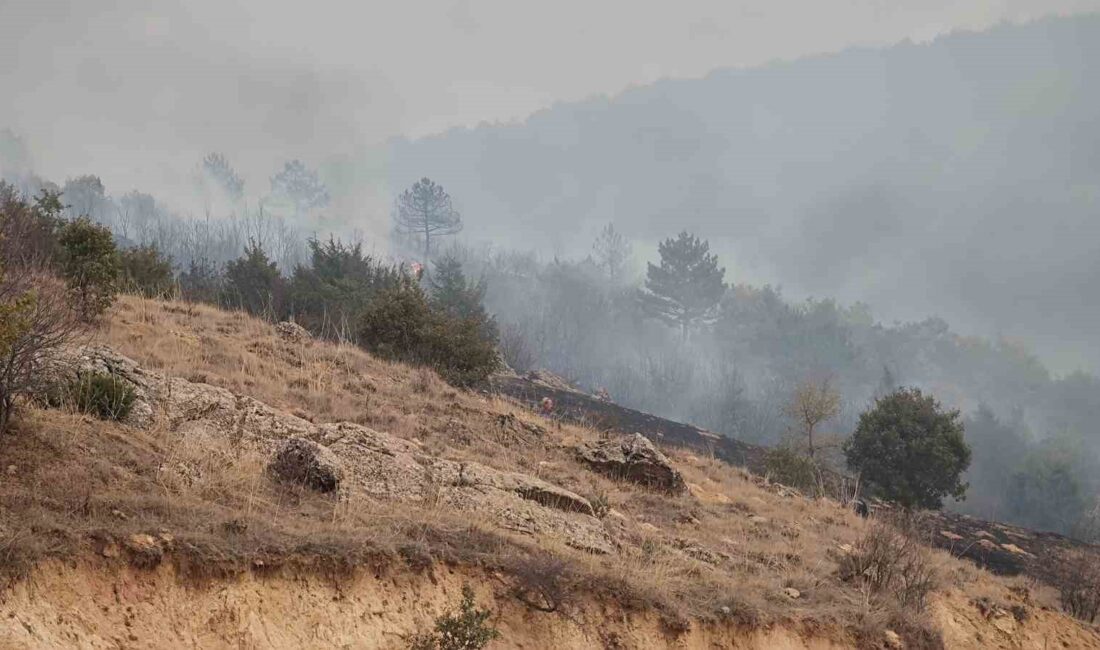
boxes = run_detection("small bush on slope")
[57,371,136,421]
[410,584,500,650]
[839,520,938,611]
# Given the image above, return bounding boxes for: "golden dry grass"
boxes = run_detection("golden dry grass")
[0,295,1068,646]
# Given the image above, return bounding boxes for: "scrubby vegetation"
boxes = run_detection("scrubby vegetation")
[119,244,174,298]
[410,585,499,650]
[839,519,939,611]
[1053,551,1100,623]
[63,371,136,421]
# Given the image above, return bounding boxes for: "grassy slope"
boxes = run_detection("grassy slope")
[0,295,1095,648]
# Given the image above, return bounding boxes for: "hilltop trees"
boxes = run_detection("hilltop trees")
[639,231,725,338]
[197,152,245,206]
[270,160,330,219]
[359,272,498,387]
[592,222,631,281]
[393,178,462,260]
[844,388,971,509]
[224,240,283,317]
[428,254,496,336]
[61,175,108,222]
[287,237,402,338]
[119,244,174,298]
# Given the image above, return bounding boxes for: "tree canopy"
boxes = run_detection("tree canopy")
[393,178,462,260]
[270,160,330,217]
[844,387,971,509]
[639,231,725,337]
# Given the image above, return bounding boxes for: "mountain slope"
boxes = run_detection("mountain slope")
[1,296,1098,648]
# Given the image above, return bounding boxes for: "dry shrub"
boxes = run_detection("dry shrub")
[506,552,575,612]
[1053,550,1100,623]
[839,520,938,611]
[852,607,945,650]
[587,488,611,519]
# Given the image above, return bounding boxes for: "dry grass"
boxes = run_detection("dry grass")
[0,295,1071,645]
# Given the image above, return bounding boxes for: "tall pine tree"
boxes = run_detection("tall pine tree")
[393,178,462,261]
[639,231,726,338]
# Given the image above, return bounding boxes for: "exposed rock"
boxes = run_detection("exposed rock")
[275,321,311,343]
[524,369,579,393]
[320,422,611,554]
[940,530,964,541]
[124,533,163,567]
[42,346,614,555]
[783,587,801,599]
[577,433,686,493]
[268,437,344,493]
[883,629,903,649]
[1001,543,1034,557]
[673,538,725,565]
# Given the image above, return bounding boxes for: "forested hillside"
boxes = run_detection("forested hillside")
[385,14,1100,374]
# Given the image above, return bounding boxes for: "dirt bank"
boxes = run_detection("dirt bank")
[0,561,852,650]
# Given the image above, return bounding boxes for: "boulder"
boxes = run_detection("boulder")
[578,433,686,493]
[275,321,311,343]
[268,437,344,493]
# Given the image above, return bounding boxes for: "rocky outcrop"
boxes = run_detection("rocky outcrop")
[269,437,344,492]
[42,346,613,554]
[317,422,610,553]
[275,321,311,343]
[578,433,686,493]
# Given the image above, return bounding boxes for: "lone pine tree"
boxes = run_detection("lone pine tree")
[639,230,726,338]
[393,178,462,261]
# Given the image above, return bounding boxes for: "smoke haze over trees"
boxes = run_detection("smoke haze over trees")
[2,8,1100,537]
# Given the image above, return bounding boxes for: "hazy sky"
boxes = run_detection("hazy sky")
[3,0,1099,195]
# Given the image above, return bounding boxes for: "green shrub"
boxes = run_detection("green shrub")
[119,244,174,298]
[359,281,499,387]
[57,217,119,320]
[66,372,136,420]
[764,446,820,494]
[410,584,499,650]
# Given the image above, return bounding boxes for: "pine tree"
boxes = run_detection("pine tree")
[198,152,245,204]
[270,160,329,218]
[393,178,462,260]
[427,254,498,342]
[639,231,726,338]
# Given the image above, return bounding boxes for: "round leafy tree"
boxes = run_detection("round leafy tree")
[844,388,971,509]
